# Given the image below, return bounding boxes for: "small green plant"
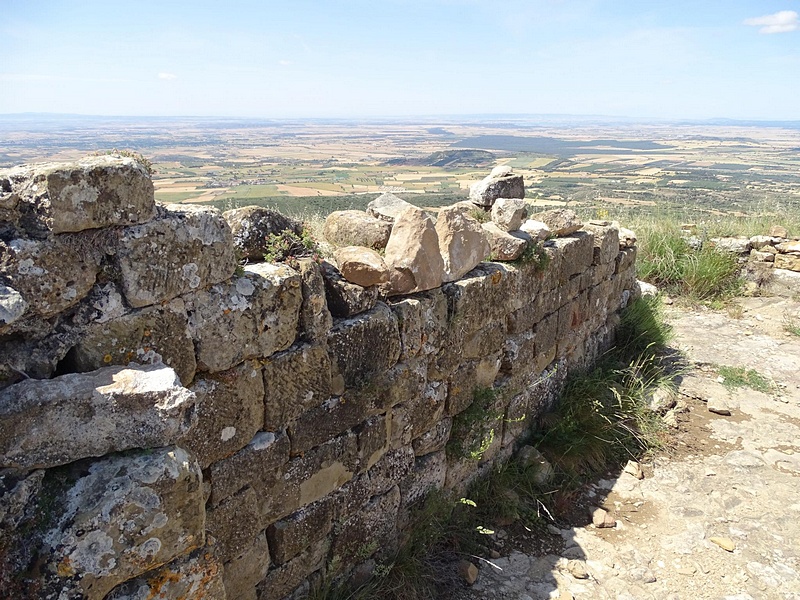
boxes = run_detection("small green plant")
[716,365,773,393]
[263,228,321,265]
[447,387,502,461]
[468,207,490,223]
[783,312,800,337]
[512,241,550,271]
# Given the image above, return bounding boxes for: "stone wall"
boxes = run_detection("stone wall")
[0,157,638,600]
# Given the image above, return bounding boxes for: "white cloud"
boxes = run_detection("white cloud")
[744,10,799,34]
[278,60,292,66]
[157,72,177,80]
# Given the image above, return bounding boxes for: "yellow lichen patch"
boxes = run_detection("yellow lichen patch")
[103,354,113,364]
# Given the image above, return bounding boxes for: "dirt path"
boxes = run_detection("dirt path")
[464,296,800,600]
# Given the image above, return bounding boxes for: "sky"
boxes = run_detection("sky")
[1,0,799,120]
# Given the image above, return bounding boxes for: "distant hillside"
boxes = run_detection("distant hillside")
[385,149,496,168]
[452,135,668,156]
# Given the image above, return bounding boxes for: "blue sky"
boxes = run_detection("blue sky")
[2,0,799,119]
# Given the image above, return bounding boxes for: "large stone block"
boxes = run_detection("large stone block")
[207,486,263,564]
[616,247,637,275]
[446,355,502,416]
[0,235,100,319]
[267,497,334,565]
[321,260,379,318]
[117,204,236,308]
[23,447,204,600]
[357,414,390,470]
[106,545,226,600]
[327,303,401,387]
[209,430,291,507]
[263,343,332,431]
[330,486,401,567]
[257,537,329,600]
[436,204,490,282]
[0,364,196,470]
[584,222,620,265]
[400,450,447,510]
[323,210,392,250]
[412,417,452,457]
[389,289,448,360]
[775,253,800,272]
[180,360,265,469]
[186,262,302,373]
[1,155,155,235]
[67,298,196,385]
[443,262,518,330]
[469,168,525,208]
[223,531,271,600]
[296,258,333,343]
[289,393,380,455]
[549,231,594,278]
[384,206,445,295]
[390,381,447,449]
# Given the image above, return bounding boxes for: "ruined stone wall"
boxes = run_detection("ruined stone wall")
[0,157,638,600]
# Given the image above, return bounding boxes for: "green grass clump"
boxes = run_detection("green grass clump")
[716,365,773,393]
[783,313,800,337]
[446,387,502,461]
[533,295,673,476]
[263,228,321,264]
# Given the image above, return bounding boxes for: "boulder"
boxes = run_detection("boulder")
[384,206,445,295]
[710,237,751,254]
[769,225,789,238]
[323,210,392,250]
[637,280,658,297]
[529,209,582,237]
[491,198,528,232]
[750,249,775,263]
[0,155,155,236]
[223,205,302,261]
[482,222,527,261]
[334,246,391,287]
[117,203,236,308]
[749,235,781,250]
[435,205,490,283]
[519,219,551,242]
[37,447,204,600]
[469,168,525,208]
[0,364,196,470]
[366,192,417,223]
[775,253,800,272]
[776,240,800,253]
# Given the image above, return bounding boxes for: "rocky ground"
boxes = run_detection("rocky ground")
[460,295,800,600]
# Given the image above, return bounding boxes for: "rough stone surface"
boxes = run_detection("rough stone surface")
[436,204,491,282]
[32,447,203,600]
[267,498,334,564]
[67,299,197,385]
[186,262,302,372]
[181,360,265,469]
[328,303,401,387]
[519,218,551,242]
[105,545,226,600]
[469,170,525,208]
[711,236,751,254]
[0,364,196,470]
[366,192,417,222]
[529,209,582,237]
[769,224,789,238]
[0,155,155,235]
[117,204,236,308]
[321,261,379,318]
[384,206,445,295]
[483,221,528,261]
[323,210,392,250]
[0,283,27,331]
[223,205,302,261]
[777,240,800,253]
[491,198,528,232]
[334,245,390,287]
[223,531,271,600]
[1,236,100,318]
[775,253,800,272]
[296,258,333,342]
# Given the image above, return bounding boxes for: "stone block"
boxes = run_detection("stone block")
[357,414,390,470]
[616,247,637,275]
[348,359,428,418]
[529,208,582,236]
[436,205,490,282]
[323,210,392,250]
[106,544,226,600]
[389,289,448,360]
[463,324,506,359]
[296,258,333,343]
[366,192,416,222]
[775,253,800,272]
[24,447,204,600]
[412,417,452,457]
[469,169,525,207]
[384,206,445,295]
[263,343,331,431]
[321,260,379,318]
[67,298,196,385]
[506,294,547,335]
[331,486,401,567]
[289,393,379,455]
[390,381,446,449]
[583,223,620,265]
[0,282,26,333]
[483,221,528,260]
[400,450,447,510]
[0,364,195,470]
[500,331,537,377]
[267,497,334,565]
[535,310,559,356]
[207,485,262,564]
[0,235,99,319]
[549,231,594,278]
[446,355,502,416]
[1,155,155,235]
[443,262,519,330]
[117,204,236,308]
[327,303,400,387]
[335,246,390,287]
[223,531,271,600]
[257,537,329,600]
[186,262,302,373]
[591,260,616,287]
[181,360,265,469]
[209,430,291,507]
